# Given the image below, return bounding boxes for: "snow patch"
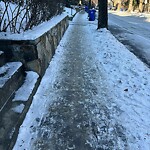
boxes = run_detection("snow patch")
[91,26,150,150]
[0,62,22,87]
[12,104,25,113]
[0,51,4,55]
[13,71,39,102]
[64,7,76,17]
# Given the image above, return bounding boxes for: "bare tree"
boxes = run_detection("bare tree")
[117,0,122,10]
[139,0,144,12]
[128,0,134,11]
[0,0,64,33]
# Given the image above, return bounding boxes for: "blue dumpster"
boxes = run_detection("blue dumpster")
[88,9,96,21]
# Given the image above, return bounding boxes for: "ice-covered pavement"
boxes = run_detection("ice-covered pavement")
[13,12,150,150]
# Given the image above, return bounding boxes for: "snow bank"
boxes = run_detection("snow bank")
[90,27,150,149]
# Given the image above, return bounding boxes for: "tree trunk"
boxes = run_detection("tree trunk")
[148,2,150,12]
[139,0,145,12]
[117,0,122,11]
[144,0,149,12]
[128,0,134,12]
[89,0,91,9]
[97,0,108,29]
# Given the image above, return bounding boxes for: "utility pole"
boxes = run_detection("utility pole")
[97,0,108,29]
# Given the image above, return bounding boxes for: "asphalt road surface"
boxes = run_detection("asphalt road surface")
[108,11,150,67]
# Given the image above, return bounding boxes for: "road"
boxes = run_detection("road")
[108,11,150,67]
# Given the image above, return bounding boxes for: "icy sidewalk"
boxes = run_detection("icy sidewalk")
[14,12,150,150]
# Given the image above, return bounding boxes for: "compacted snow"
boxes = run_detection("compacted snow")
[13,12,150,150]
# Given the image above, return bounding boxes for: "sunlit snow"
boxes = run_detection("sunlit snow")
[13,12,150,150]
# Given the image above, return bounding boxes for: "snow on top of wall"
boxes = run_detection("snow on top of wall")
[64,7,76,17]
[0,62,22,87]
[0,13,68,40]
[0,1,74,41]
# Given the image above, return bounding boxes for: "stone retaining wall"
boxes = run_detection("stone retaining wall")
[0,16,69,77]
